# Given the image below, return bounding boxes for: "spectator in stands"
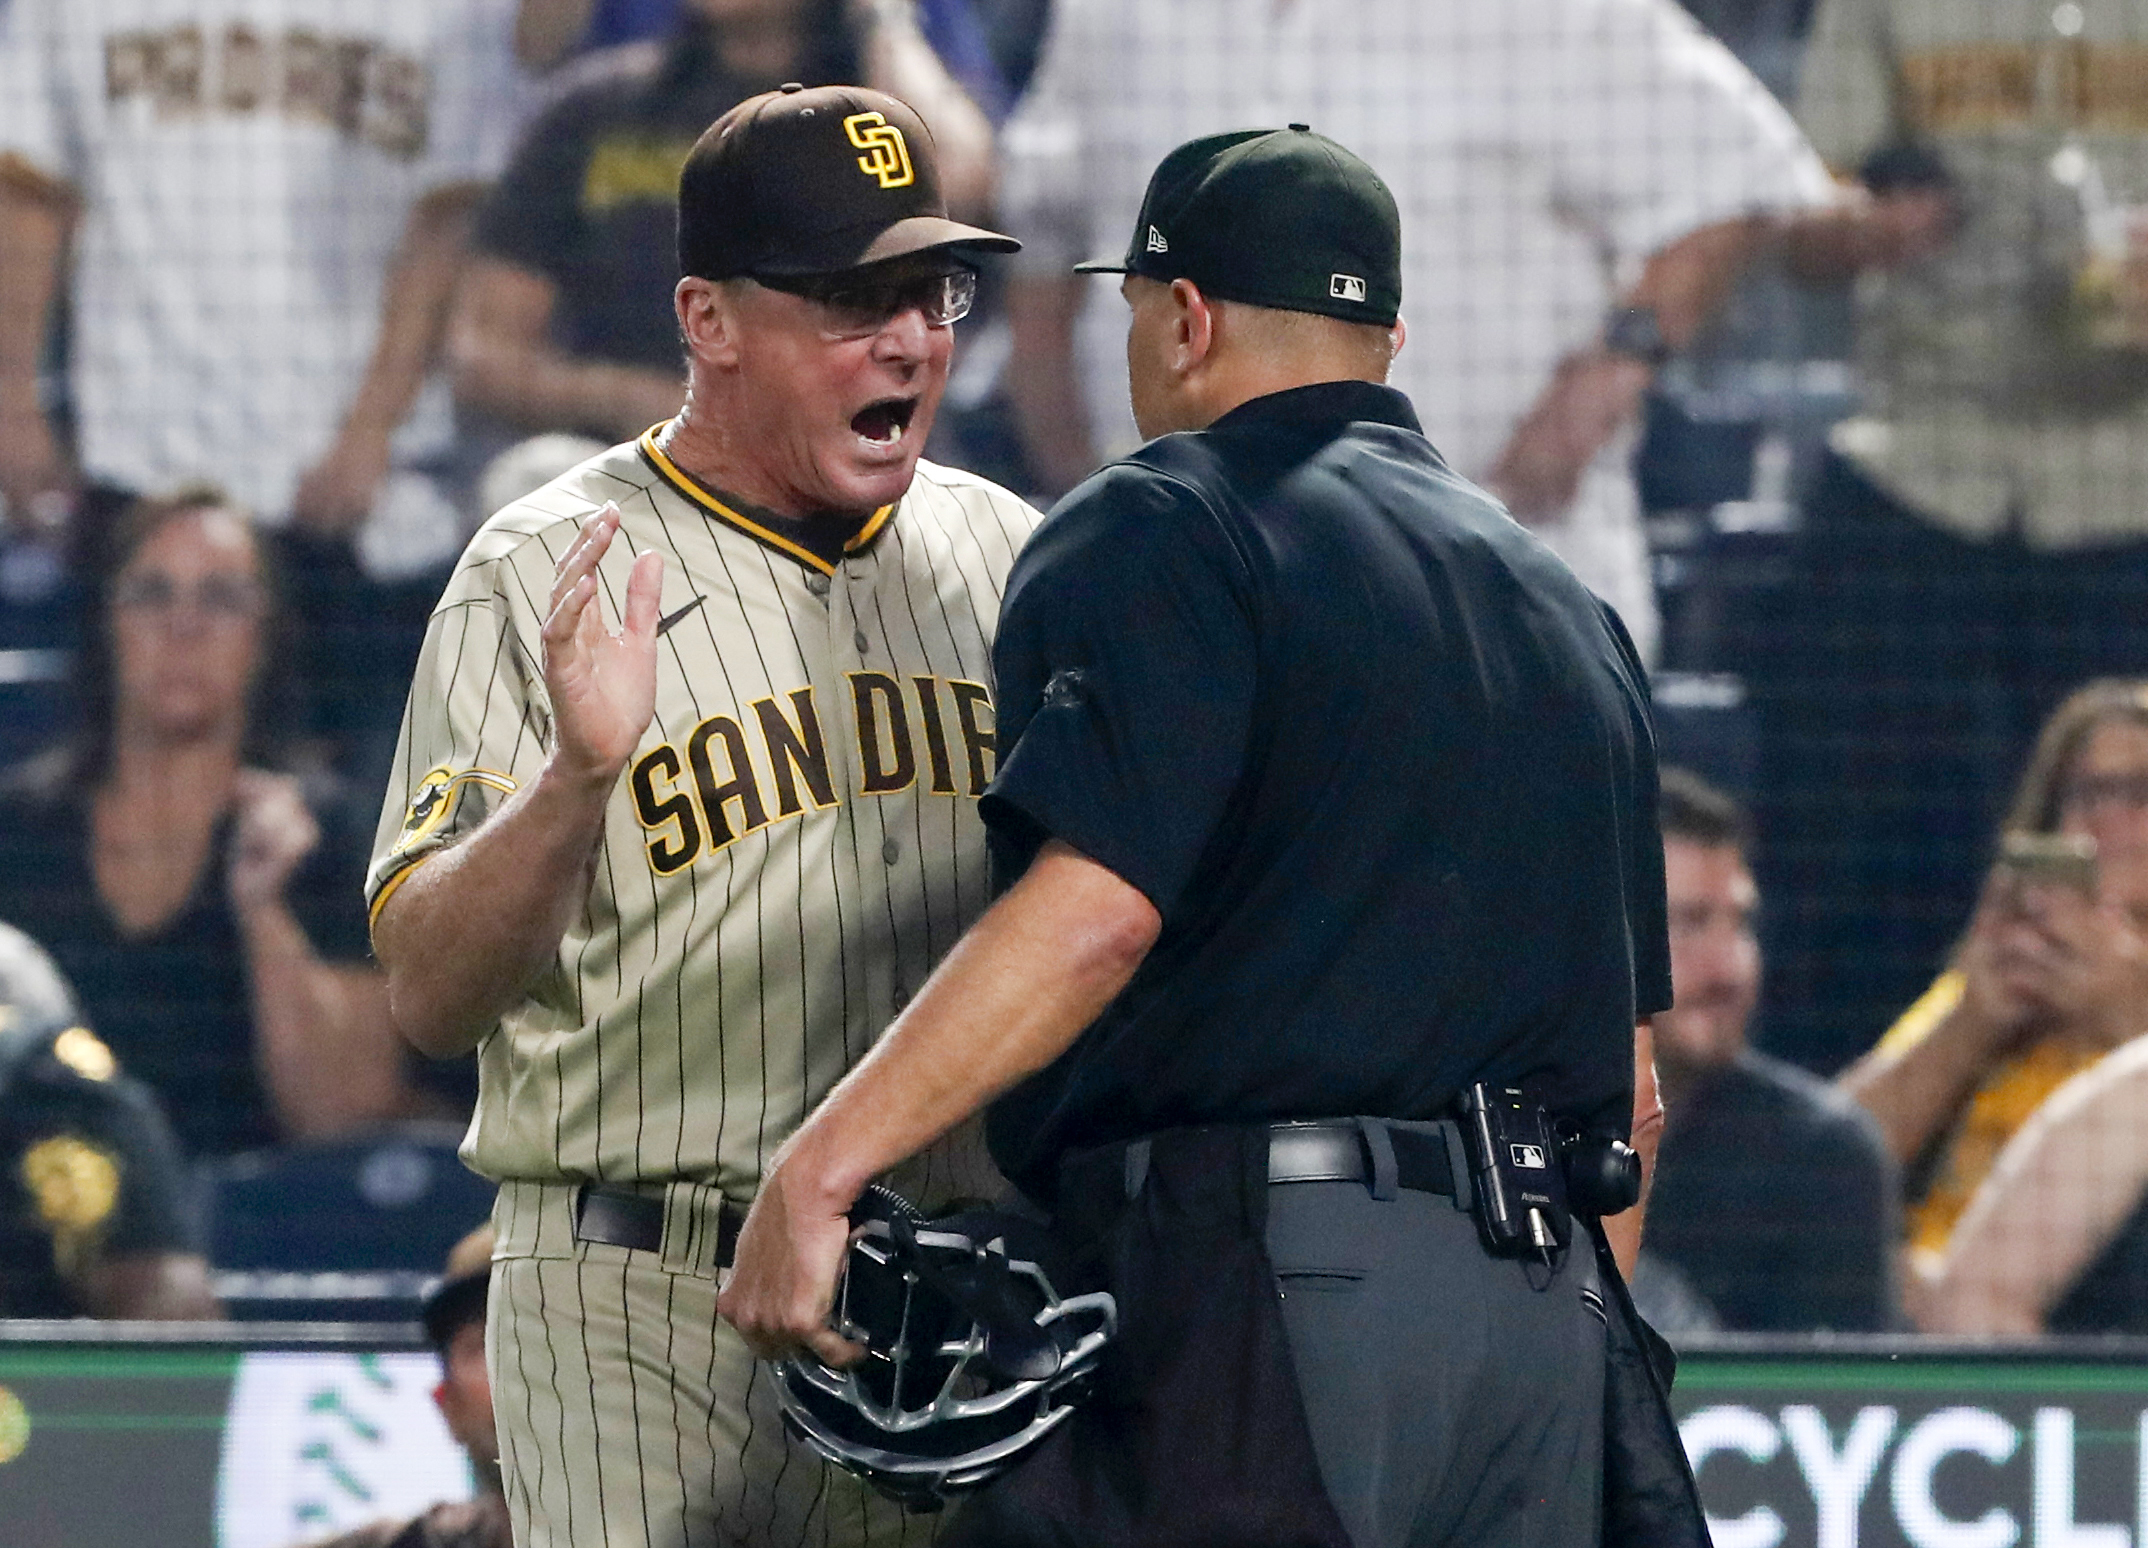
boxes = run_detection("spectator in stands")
[995,0,1838,662]
[1841,681,2148,1297]
[0,921,221,1320]
[514,0,685,69]
[0,490,447,1161]
[450,0,994,446]
[1919,1033,2148,1336]
[297,1223,510,1548]
[0,0,521,550]
[514,0,1022,123]
[1756,0,2148,1065]
[0,0,526,774]
[1643,767,1900,1331]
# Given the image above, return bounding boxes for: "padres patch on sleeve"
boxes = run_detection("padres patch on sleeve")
[392,766,518,856]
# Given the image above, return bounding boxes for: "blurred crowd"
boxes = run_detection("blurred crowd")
[4,0,2148,1348]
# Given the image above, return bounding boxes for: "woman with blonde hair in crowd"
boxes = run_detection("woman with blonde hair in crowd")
[1841,679,2148,1325]
[0,488,452,1160]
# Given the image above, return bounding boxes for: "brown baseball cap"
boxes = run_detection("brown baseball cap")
[678,84,1018,280]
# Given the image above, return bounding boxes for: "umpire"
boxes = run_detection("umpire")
[724,127,1674,1546]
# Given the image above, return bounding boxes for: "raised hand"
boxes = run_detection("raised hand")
[2011,880,2148,1051]
[227,769,322,917]
[1955,868,2049,1044]
[542,503,665,784]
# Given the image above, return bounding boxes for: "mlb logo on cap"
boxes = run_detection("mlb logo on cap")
[1330,273,1367,303]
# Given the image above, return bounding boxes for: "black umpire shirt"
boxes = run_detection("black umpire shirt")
[981,380,1673,1203]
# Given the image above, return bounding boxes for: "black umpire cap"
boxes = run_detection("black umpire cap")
[678,83,1019,281]
[1077,125,1402,327]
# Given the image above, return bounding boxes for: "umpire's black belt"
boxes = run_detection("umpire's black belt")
[573,1183,742,1267]
[1105,1119,1464,1203]
[1265,1119,1459,1198]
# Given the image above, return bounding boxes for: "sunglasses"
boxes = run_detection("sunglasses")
[757,267,978,339]
[112,572,264,621]
[2062,773,2148,812]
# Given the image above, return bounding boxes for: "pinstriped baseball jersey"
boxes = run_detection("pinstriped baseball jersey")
[366,430,1042,1198]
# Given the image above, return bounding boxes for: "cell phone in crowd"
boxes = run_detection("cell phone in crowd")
[1997,831,2099,894]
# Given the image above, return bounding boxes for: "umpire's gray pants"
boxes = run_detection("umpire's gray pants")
[1266,1126,1606,1548]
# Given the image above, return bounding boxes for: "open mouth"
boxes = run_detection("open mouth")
[851,397,919,448]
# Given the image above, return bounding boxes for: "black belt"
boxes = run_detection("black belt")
[573,1184,741,1268]
[1265,1120,1458,1198]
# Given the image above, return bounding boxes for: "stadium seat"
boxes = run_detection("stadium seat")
[1652,671,1759,803]
[202,1123,494,1322]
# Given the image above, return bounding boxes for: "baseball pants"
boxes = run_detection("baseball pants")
[1266,1124,1607,1548]
[486,1180,940,1548]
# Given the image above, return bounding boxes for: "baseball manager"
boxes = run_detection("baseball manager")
[723,127,1674,1545]
[367,84,1040,1548]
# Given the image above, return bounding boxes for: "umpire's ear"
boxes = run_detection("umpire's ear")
[1165,277,1218,376]
[676,276,746,372]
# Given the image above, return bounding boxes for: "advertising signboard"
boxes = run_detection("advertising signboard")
[2,1331,2146,1545]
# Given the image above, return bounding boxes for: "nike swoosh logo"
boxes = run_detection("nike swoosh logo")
[656,595,707,636]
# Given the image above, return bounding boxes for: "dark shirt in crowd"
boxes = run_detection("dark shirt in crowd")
[1646,1048,1900,1332]
[2046,1193,2148,1336]
[0,758,375,1160]
[981,381,1671,1200]
[0,1008,197,1317]
[580,0,682,51]
[474,17,859,376]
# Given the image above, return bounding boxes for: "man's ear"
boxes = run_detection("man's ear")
[1391,315,1407,360]
[434,1377,477,1451]
[1168,278,1216,377]
[677,277,742,369]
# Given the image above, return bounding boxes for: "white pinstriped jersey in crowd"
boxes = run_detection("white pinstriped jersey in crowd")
[366,432,1042,1202]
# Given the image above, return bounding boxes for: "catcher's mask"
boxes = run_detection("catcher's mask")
[773,1184,1117,1510]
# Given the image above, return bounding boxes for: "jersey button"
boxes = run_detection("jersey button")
[892,985,911,1010]
[806,572,831,597]
[882,837,901,865]
[853,628,870,653]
